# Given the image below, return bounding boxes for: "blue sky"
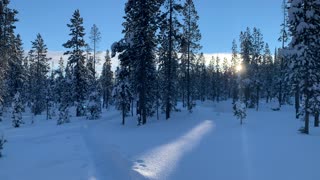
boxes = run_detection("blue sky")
[10,0,283,54]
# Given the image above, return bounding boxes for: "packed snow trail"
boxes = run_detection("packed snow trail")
[81,110,145,180]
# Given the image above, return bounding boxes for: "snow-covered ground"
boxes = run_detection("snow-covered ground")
[1,101,320,180]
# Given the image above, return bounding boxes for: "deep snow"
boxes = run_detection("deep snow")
[1,101,320,180]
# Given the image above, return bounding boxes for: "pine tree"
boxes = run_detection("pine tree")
[262,43,274,103]
[89,24,101,79]
[0,0,18,119]
[181,0,202,111]
[7,34,25,103]
[278,0,290,107]
[63,9,88,117]
[207,57,216,102]
[231,39,240,102]
[121,0,161,125]
[158,0,182,119]
[100,50,113,109]
[287,0,320,134]
[215,56,223,102]
[87,90,101,120]
[239,27,253,107]
[12,92,23,128]
[199,53,207,101]
[29,34,50,115]
[251,27,264,110]
[113,67,132,125]
[57,63,72,125]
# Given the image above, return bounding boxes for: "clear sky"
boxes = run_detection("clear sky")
[10,0,283,54]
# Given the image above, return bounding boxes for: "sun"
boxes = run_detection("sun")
[236,64,242,72]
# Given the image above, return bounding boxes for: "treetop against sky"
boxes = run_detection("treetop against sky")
[11,0,282,54]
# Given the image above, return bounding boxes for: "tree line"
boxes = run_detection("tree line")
[1,0,319,134]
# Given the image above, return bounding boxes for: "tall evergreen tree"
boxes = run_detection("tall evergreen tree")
[158,0,182,119]
[278,0,290,107]
[287,0,320,134]
[239,27,253,107]
[231,39,240,102]
[63,9,88,117]
[89,24,101,79]
[262,43,274,103]
[100,50,113,109]
[29,33,50,115]
[117,0,162,125]
[181,0,202,111]
[7,34,25,103]
[113,67,132,125]
[0,0,18,120]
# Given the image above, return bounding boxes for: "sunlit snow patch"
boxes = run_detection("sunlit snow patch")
[132,120,214,179]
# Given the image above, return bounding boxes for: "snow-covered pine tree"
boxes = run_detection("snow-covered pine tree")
[87,89,101,120]
[222,57,231,100]
[0,0,18,119]
[262,43,274,103]
[287,0,320,134]
[158,0,182,119]
[7,34,25,104]
[233,100,247,125]
[63,9,88,117]
[120,0,161,125]
[181,0,202,111]
[57,64,73,125]
[100,50,113,109]
[113,67,132,125]
[12,92,23,128]
[54,57,65,105]
[46,68,56,120]
[277,0,290,108]
[29,34,50,115]
[239,27,253,107]
[193,53,207,101]
[21,55,31,108]
[230,40,240,102]
[199,53,208,101]
[215,56,223,102]
[207,57,216,102]
[251,27,264,110]
[86,55,101,120]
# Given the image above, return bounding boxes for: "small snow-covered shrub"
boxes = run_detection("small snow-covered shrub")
[233,100,247,125]
[12,92,24,128]
[0,134,7,158]
[87,91,101,120]
[57,103,69,125]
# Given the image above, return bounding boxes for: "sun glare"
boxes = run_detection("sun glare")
[236,64,242,72]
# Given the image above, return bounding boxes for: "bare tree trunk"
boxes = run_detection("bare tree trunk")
[304,94,310,134]
[295,85,300,119]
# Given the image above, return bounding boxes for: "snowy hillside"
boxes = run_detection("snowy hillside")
[1,101,320,180]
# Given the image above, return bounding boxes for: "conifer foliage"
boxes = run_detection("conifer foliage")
[12,92,23,128]
[286,0,320,134]
[63,9,88,117]
[29,34,50,115]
